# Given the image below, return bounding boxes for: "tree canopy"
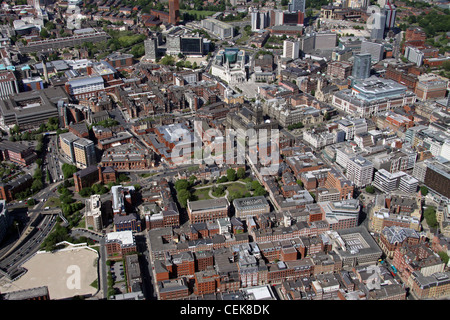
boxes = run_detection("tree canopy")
[237,167,246,180]
[226,168,237,182]
[420,186,428,196]
[62,163,78,180]
[174,179,192,192]
[424,206,438,228]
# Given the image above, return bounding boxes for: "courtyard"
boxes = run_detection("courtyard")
[192,180,252,201]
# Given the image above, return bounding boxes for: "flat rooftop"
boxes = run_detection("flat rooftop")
[67,76,104,88]
[352,76,407,94]
[98,131,132,145]
[350,155,373,167]
[106,230,134,246]
[1,286,49,300]
[0,86,68,117]
[234,196,269,209]
[188,198,229,212]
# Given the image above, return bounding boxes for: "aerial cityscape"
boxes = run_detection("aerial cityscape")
[0,0,449,304]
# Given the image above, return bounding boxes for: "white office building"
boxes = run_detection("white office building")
[398,174,419,194]
[85,194,103,231]
[440,140,450,162]
[201,18,234,40]
[0,71,19,99]
[372,168,418,194]
[373,169,404,193]
[65,76,105,99]
[336,118,368,140]
[282,40,300,60]
[251,9,270,32]
[404,46,424,66]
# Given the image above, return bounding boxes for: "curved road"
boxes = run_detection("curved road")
[0,214,57,280]
[0,177,65,280]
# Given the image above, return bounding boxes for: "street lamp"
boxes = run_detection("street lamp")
[14,220,20,238]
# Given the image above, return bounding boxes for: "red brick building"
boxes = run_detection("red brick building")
[187,198,230,224]
[385,112,414,130]
[168,252,196,278]
[378,226,426,259]
[258,239,304,262]
[194,269,221,295]
[68,122,89,139]
[0,140,37,167]
[327,61,352,80]
[415,76,448,101]
[266,259,314,285]
[1,286,50,300]
[105,52,134,69]
[286,153,325,180]
[98,132,133,150]
[409,271,450,299]
[324,167,354,200]
[73,165,117,192]
[392,243,445,283]
[158,278,189,300]
[154,260,171,282]
[405,27,427,43]
[195,251,214,272]
[0,173,33,202]
[168,0,180,25]
[384,64,420,91]
[148,0,179,26]
[105,231,137,260]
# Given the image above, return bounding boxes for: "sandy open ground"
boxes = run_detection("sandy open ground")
[0,247,99,300]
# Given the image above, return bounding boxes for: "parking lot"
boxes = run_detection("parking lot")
[110,261,125,282]
[110,260,127,294]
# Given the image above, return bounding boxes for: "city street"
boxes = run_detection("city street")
[44,134,64,183]
[0,136,68,281]
[0,213,57,280]
[137,233,157,300]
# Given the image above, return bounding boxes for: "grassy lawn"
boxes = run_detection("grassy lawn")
[44,197,61,208]
[223,182,248,195]
[140,172,159,178]
[236,33,250,45]
[90,279,98,289]
[76,217,86,229]
[188,165,200,172]
[193,187,213,200]
[191,181,251,201]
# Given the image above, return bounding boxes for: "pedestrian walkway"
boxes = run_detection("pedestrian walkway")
[195,180,247,199]
[194,180,247,190]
